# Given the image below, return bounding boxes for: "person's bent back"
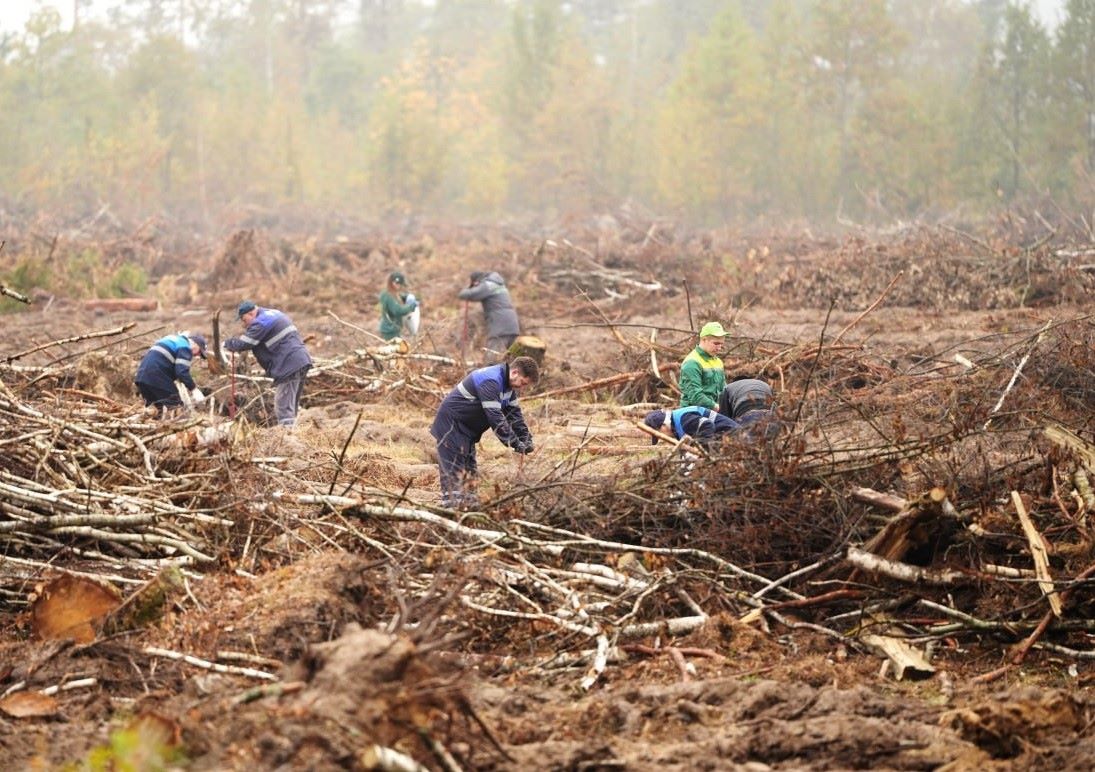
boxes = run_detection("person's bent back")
[719,376,780,440]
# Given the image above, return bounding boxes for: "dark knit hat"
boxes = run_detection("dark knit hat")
[644,410,667,444]
[388,271,407,286]
[189,333,208,359]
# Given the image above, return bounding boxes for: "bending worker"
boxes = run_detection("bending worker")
[134,331,208,414]
[643,406,741,447]
[430,356,539,509]
[458,271,520,362]
[719,375,780,438]
[224,300,313,427]
[379,271,418,341]
[679,321,727,410]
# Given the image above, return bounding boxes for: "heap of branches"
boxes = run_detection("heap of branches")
[326,315,1095,685]
[4,308,1095,690]
[0,375,237,605]
[764,229,1095,311]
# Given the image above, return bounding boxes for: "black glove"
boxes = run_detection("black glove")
[516,439,533,454]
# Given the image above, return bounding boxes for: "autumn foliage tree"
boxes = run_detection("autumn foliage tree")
[0,0,1091,227]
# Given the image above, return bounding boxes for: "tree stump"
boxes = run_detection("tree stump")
[506,335,547,366]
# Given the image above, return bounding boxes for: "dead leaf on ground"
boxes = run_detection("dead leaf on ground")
[31,574,122,644]
[0,691,60,718]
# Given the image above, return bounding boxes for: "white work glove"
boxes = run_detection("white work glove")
[190,388,206,405]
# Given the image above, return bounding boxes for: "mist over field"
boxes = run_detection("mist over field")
[0,0,1091,231]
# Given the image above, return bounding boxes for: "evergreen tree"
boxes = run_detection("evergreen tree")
[968,3,1052,200]
[1052,0,1095,177]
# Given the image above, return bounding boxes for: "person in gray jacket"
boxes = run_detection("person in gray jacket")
[718,376,781,440]
[458,271,521,362]
[224,300,313,427]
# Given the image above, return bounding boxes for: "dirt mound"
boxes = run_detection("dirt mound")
[183,624,503,770]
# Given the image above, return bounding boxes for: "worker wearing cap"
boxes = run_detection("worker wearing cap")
[678,321,728,411]
[379,271,418,341]
[430,356,539,509]
[224,300,313,426]
[458,270,520,362]
[135,331,208,414]
[643,406,741,447]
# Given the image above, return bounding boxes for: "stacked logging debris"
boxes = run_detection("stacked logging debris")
[2,227,1095,698]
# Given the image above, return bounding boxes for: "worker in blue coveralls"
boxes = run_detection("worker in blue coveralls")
[642,406,742,448]
[135,332,209,415]
[224,300,313,427]
[430,356,540,509]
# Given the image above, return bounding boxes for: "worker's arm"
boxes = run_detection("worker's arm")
[476,378,519,447]
[381,292,417,319]
[457,282,493,302]
[678,360,717,409]
[173,349,197,391]
[503,403,532,449]
[224,318,267,353]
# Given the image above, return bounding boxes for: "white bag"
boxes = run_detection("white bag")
[405,293,420,337]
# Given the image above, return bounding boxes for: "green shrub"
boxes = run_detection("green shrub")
[108,263,149,297]
[0,257,51,313]
[65,724,184,772]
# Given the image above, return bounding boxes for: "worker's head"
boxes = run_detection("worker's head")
[188,333,208,359]
[508,356,540,389]
[643,410,668,444]
[237,300,258,325]
[698,321,727,355]
[469,271,488,286]
[388,271,407,290]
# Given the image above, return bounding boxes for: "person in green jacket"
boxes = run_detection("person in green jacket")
[378,271,418,341]
[678,321,727,410]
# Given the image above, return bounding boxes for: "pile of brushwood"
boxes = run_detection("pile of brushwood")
[7,214,1095,768]
[2,297,1094,695]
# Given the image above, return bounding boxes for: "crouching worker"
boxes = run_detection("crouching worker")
[430,356,540,509]
[643,406,741,448]
[135,332,208,415]
[718,376,781,440]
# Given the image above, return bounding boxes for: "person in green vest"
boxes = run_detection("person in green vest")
[678,321,727,410]
[378,271,418,341]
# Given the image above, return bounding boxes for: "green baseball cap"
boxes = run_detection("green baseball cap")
[700,321,728,338]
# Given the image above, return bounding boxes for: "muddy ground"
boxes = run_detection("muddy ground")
[2,223,1095,770]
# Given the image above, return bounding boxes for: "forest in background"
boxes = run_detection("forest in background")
[0,0,1093,229]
